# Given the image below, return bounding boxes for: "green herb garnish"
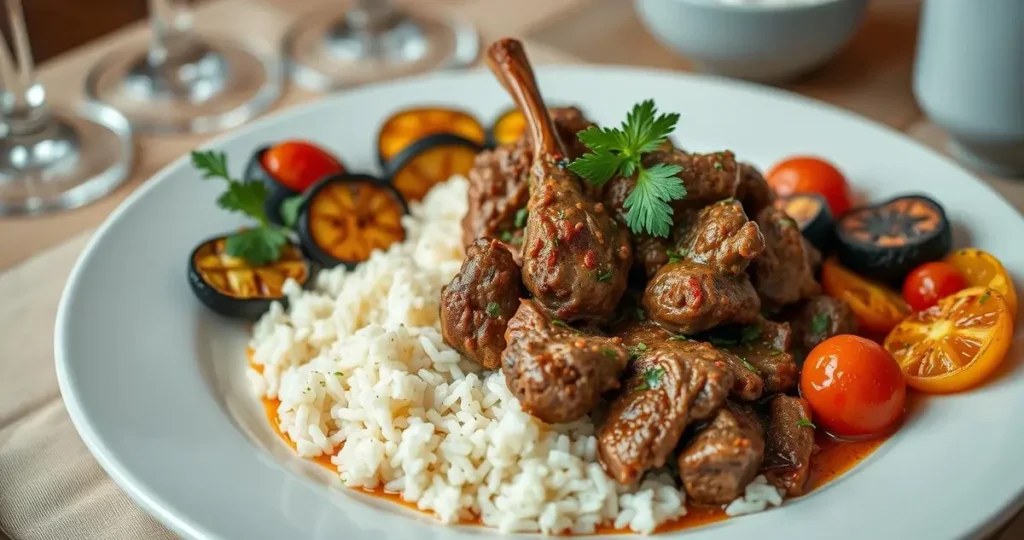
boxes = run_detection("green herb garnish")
[629,342,648,359]
[666,249,686,264]
[601,347,620,359]
[979,291,991,305]
[635,308,646,321]
[810,313,830,335]
[279,195,304,229]
[486,302,501,318]
[769,348,782,356]
[740,323,763,343]
[635,367,666,391]
[741,358,761,375]
[713,161,724,171]
[515,208,529,228]
[709,336,737,346]
[568,100,685,237]
[192,151,293,266]
[595,270,614,282]
[669,334,690,341]
[795,417,816,429]
[551,318,570,329]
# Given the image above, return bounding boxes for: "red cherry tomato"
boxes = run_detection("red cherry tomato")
[800,334,906,439]
[766,156,852,217]
[902,261,968,311]
[261,141,344,193]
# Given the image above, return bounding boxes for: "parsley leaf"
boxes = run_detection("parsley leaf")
[280,195,304,229]
[666,248,686,264]
[669,334,690,341]
[569,100,686,237]
[514,208,529,228]
[740,323,763,343]
[486,302,501,318]
[551,318,570,329]
[191,150,292,266]
[795,417,816,429]
[634,367,666,391]
[629,342,648,359]
[810,313,830,335]
[601,347,620,359]
[595,270,614,282]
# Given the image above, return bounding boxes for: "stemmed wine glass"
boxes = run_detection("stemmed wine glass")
[0,0,133,216]
[85,0,281,134]
[284,0,479,91]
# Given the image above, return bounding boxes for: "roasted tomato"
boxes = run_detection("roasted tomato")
[296,173,408,268]
[945,248,1018,319]
[821,257,911,335]
[766,156,852,217]
[885,286,1013,393]
[801,334,906,439]
[385,133,482,202]
[188,234,310,321]
[836,195,952,285]
[377,107,486,166]
[902,261,968,311]
[246,141,345,226]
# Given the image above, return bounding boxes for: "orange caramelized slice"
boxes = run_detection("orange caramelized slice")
[821,257,911,335]
[491,108,527,147]
[945,248,1018,320]
[884,286,1013,393]
[387,134,481,202]
[377,107,486,166]
[193,236,308,299]
[298,174,407,268]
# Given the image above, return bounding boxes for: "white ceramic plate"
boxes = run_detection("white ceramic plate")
[57,65,1024,540]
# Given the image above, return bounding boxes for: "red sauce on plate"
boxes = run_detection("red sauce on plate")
[249,350,886,534]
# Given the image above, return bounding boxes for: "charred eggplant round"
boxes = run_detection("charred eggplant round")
[775,192,836,253]
[384,133,482,202]
[188,234,310,321]
[836,194,952,285]
[245,141,345,227]
[376,107,486,167]
[296,173,409,268]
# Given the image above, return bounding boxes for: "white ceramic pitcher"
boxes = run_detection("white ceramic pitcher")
[913,0,1024,177]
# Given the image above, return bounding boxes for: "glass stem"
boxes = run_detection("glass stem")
[147,0,195,67]
[0,0,49,136]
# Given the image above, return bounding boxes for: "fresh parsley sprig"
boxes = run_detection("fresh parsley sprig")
[568,100,686,237]
[192,150,293,266]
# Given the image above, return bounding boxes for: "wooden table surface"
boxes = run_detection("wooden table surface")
[0,0,1022,538]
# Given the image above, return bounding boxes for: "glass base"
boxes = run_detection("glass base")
[285,1,478,92]
[85,35,281,135]
[0,102,133,216]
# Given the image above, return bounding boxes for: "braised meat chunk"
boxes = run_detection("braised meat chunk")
[440,239,524,369]
[675,199,765,275]
[763,395,816,496]
[735,163,776,218]
[597,340,733,484]
[644,261,761,335]
[789,295,858,352]
[722,320,798,394]
[502,299,628,424]
[679,401,765,505]
[751,206,821,308]
[461,107,596,258]
[487,39,632,325]
[610,318,672,349]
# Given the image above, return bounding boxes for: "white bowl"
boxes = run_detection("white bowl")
[635,0,868,82]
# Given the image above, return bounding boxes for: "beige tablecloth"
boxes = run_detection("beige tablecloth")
[2,0,1023,538]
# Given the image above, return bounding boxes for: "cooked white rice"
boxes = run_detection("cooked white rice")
[249,176,783,534]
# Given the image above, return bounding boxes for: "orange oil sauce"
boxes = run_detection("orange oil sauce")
[249,348,886,534]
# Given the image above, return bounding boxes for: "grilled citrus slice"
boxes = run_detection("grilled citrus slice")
[821,257,911,335]
[188,235,309,321]
[385,134,481,202]
[296,173,407,268]
[884,286,1013,393]
[377,107,485,166]
[945,248,1018,319]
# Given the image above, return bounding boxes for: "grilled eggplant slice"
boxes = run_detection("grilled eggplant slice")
[188,234,310,321]
[296,173,408,268]
[836,194,952,285]
[384,133,482,202]
[376,107,486,167]
[776,192,836,253]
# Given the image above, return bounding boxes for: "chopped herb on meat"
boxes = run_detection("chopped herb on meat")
[713,161,724,171]
[486,302,501,318]
[795,417,816,428]
[669,334,690,341]
[595,270,614,282]
[810,313,830,335]
[634,367,666,391]
[629,342,648,359]
[740,323,763,343]
[551,318,570,329]
[666,249,685,264]
[514,208,529,228]
[601,347,619,359]
[769,348,782,356]
[635,308,646,321]
[741,358,761,375]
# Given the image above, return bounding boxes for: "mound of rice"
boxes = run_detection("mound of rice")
[248,176,783,535]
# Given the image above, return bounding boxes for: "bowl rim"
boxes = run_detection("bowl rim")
[644,0,863,14]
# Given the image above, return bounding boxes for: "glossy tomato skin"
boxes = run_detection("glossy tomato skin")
[800,334,906,439]
[902,261,968,311]
[261,141,344,193]
[766,156,852,217]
